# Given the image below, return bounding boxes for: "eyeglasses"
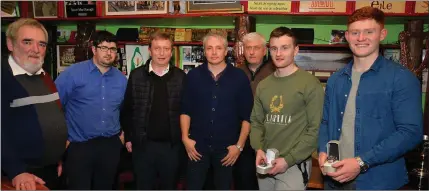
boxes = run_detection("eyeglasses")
[97,46,118,53]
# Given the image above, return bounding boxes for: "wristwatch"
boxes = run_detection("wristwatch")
[355,156,369,173]
[236,145,243,152]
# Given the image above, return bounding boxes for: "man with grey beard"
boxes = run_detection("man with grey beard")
[2,18,68,190]
[55,31,127,189]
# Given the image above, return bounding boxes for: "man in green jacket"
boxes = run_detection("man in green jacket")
[250,26,324,190]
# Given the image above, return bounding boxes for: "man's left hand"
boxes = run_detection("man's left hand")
[268,158,288,175]
[221,145,241,166]
[57,162,63,177]
[327,158,361,183]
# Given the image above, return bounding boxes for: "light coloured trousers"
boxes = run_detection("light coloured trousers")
[257,159,311,190]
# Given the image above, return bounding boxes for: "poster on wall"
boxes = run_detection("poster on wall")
[125,45,150,78]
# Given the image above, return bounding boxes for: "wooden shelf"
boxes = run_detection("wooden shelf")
[57,42,400,49]
[58,41,236,47]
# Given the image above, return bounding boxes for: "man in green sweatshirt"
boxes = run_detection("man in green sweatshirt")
[250,26,324,190]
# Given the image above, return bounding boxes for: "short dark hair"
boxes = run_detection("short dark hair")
[269,27,297,47]
[91,31,117,47]
[348,6,385,27]
[149,31,173,48]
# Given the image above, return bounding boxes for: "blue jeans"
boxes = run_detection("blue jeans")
[186,148,233,190]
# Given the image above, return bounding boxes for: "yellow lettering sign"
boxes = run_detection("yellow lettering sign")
[248,1,291,12]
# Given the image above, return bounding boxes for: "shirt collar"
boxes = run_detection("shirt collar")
[149,60,170,76]
[8,55,44,76]
[342,55,383,76]
[88,58,113,75]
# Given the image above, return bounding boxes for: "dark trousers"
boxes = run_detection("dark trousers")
[132,140,180,190]
[27,164,59,190]
[324,177,356,190]
[65,135,122,189]
[233,143,259,190]
[186,148,233,190]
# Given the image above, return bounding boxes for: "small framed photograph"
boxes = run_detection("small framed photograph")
[33,1,58,18]
[57,45,76,74]
[105,1,168,16]
[187,1,243,13]
[329,30,347,44]
[383,49,400,64]
[169,0,186,14]
[1,1,20,17]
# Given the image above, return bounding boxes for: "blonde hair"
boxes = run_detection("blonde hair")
[6,18,48,42]
[242,32,266,46]
[202,31,228,49]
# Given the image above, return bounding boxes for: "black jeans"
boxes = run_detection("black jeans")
[65,135,122,189]
[132,140,181,190]
[186,148,233,190]
[233,142,258,190]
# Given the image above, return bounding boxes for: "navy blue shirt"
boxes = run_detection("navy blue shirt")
[318,55,422,189]
[55,59,127,142]
[181,62,253,151]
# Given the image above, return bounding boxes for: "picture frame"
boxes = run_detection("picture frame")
[169,0,186,14]
[56,45,76,74]
[187,1,243,13]
[125,44,150,78]
[105,1,168,16]
[33,1,58,18]
[294,50,352,72]
[64,1,97,17]
[1,1,20,17]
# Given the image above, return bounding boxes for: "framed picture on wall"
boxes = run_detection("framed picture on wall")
[1,1,20,17]
[105,1,168,16]
[33,1,58,18]
[187,1,243,13]
[56,45,76,74]
[125,44,150,78]
[294,50,352,72]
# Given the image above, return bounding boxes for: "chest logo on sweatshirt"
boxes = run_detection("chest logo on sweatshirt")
[270,95,284,113]
[266,95,292,125]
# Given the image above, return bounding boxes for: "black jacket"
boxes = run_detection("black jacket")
[120,59,186,146]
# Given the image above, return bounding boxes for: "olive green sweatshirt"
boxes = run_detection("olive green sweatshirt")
[250,69,324,167]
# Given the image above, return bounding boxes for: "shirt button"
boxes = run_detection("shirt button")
[338,129,340,131]
[102,121,105,123]
[103,108,105,111]
[102,86,105,88]
[102,97,105,99]
[213,95,216,99]
[212,108,215,111]
[345,94,348,97]
[210,120,214,124]
[341,112,344,115]
[215,83,219,86]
